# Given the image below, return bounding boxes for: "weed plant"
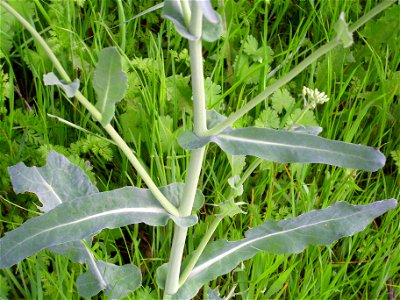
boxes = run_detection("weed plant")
[0,0,399,299]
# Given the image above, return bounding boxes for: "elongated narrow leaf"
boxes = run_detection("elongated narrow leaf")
[8,151,98,212]
[0,184,198,268]
[93,47,127,125]
[43,72,80,98]
[77,260,141,298]
[161,200,397,299]
[162,0,222,41]
[178,127,385,172]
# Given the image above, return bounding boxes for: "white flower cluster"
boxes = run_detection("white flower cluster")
[302,86,330,108]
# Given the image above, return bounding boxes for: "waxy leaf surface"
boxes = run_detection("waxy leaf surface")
[166,200,397,299]
[77,260,141,298]
[178,127,386,172]
[162,0,222,41]
[0,185,198,268]
[8,150,99,212]
[43,72,80,98]
[93,47,127,125]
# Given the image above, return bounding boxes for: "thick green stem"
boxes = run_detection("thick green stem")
[1,0,178,216]
[164,1,206,296]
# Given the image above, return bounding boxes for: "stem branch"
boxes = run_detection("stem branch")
[1,0,178,216]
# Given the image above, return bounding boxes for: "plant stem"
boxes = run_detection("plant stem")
[179,214,224,285]
[1,0,178,216]
[104,125,179,215]
[205,0,395,136]
[164,1,206,296]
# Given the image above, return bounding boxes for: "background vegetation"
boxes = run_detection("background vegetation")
[0,0,399,299]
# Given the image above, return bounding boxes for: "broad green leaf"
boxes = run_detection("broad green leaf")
[93,47,127,125]
[164,200,397,299]
[334,12,353,48]
[178,127,386,172]
[8,150,98,212]
[43,72,80,98]
[77,260,141,298]
[0,185,199,268]
[162,0,223,42]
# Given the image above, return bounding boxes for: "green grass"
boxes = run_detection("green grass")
[1,0,399,299]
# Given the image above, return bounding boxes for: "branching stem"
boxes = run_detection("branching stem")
[0,0,178,216]
[164,1,207,296]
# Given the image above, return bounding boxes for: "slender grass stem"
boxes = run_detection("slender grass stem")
[164,1,206,296]
[116,0,126,52]
[0,0,178,216]
[206,40,339,136]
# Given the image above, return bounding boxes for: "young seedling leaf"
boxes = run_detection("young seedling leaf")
[162,0,222,41]
[77,260,141,298]
[93,47,127,125]
[0,185,198,268]
[43,72,80,98]
[334,12,353,48]
[178,127,386,172]
[169,200,397,299]
[8,150,99,212]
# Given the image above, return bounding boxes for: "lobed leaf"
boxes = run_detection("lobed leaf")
[93,47,127,125]
[167,200,397,299]
[178,127,386,172]
[0,185,199,268]
[8,150,99,212]
[77,260,141,298]
[43,72,80,98]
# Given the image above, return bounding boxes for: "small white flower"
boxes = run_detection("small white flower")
[302,86,329,108]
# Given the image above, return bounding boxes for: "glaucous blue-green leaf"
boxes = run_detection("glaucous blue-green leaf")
[43,72,80,98]
[178,127,386,172]
[160,200,397,299]
[93,47,127,125]
[207,287,226,300]
[48,237,93,263]
[334,12,353,48]
[77,260,141,298]
[0,185,198,268]
[162,0,223,42]
[8,150,98,212]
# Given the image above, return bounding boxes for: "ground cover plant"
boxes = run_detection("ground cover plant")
[0,0,399,299]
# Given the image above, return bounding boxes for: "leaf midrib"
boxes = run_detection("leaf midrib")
[188,209,367,278]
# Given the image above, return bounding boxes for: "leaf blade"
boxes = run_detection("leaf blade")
[93,47,127,125]
[0,185,197,268]
[43,72,80,98]
[172,200,397,299]
[179,127,386,172]
[8,150,98,212]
